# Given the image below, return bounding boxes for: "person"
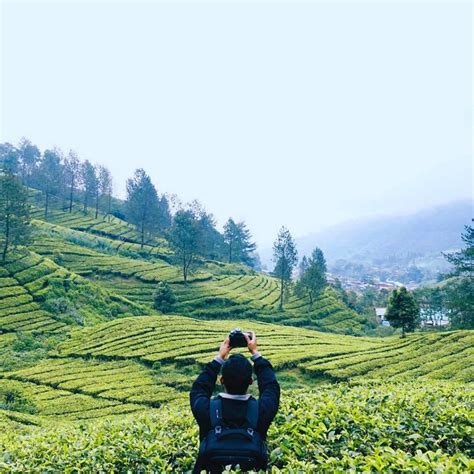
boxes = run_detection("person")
[190,331,280,473]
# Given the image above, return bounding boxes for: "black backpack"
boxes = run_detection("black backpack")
[198,397,268,471]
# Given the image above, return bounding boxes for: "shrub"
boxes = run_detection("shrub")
[52,250,64,266]
[0,387,37,414]
[153,281,176,313]
[12,333,42,352]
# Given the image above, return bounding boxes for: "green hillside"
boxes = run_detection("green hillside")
[20,206,371,335]
[0,196,472,471]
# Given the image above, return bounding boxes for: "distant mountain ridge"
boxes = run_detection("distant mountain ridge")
[260,200,472,278]
[296,200,472,264]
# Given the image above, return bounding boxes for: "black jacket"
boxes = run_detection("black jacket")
[190,355,280,472]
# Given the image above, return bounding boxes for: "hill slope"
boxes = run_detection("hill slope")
[24,208,371,335]
[1,195,472,472]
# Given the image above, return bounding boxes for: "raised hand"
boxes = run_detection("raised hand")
[245,331,258,355]
[219,336,231,360]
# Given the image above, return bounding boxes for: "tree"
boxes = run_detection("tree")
[0,170,31,261]
[98,165,113,219]
[188,202,224,260]
[223,218,239,263]
[125,169,160,248]
[37,149,63,219]
[64,151,81,213]
[18,138,40,189]
[415,286,446,327]
[295,247,327,310]
[153,281,176,313]
[444,225,473,278]
[199,214,223,259]
[442,225,474,329]
[0,143,20,174]
[272,226,298,310]
[157,195,172,233]
[81,160,98,215]
[168,210,202,283]
[385,287,420,337]
[223,218,257,265]
[444,278,474,329]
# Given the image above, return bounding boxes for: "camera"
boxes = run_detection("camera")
[229,328,251,348]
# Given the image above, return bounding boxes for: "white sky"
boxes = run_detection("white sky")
[1,0,472,248]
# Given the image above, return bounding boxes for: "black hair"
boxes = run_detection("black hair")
[221,354,253,395]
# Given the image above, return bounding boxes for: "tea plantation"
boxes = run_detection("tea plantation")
[0,206,472,472]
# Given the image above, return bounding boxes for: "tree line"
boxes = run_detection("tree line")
[1,139,113,220]
[0,138,258,269]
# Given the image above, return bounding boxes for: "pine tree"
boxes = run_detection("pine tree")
[125,169,160,248]
[81,160,98,215]
[199,214,221,259]
[385,286,420,337]
[0,170,31,261]
[0,143,20,175]
[157,195,172,233]
[168,210,202,283]
[295,247,327,310]
[443,225,474,329]
[98,165,113,219]
[223,218,239,262]
[37,149,63,219]
[64,150,81,213]
[18,138,40,189]
[223,218,256,265]
[273,226,298,310]
[444,225,473,277]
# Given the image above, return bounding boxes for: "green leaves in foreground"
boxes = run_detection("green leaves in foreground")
[1,381,472,472]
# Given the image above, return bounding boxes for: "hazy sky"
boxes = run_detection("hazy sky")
[1,0,472,248]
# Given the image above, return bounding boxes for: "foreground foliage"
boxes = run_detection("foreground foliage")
[1,382,472,472]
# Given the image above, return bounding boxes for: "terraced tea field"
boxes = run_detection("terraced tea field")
[33,219,173,259]
[0,312,472,440]
[1,199,472,471]
[28,191,170,250]
[25,218,368,335]
[0,254,66,333]
[0,250,143,331]
[56,315,474,383]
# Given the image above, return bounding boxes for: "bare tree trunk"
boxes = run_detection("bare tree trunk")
[69,181,74,213]
[2,213,9,261]
[44,191,50,219]
[107,192,112,221]
[140,220,145,249]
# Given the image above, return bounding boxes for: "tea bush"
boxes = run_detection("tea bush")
[0,382,471,472]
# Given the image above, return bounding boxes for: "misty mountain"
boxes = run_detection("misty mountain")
[261,200,471,280]
[297,199,471,262]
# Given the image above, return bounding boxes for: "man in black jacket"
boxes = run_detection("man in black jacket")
[190,331,280,473]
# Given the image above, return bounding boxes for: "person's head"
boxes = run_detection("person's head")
[220,354,253,395]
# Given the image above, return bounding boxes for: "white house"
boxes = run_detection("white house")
[375,307,390,326]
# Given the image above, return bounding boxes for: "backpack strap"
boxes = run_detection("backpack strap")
[210,398,223,428]
[246,398,259,430]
